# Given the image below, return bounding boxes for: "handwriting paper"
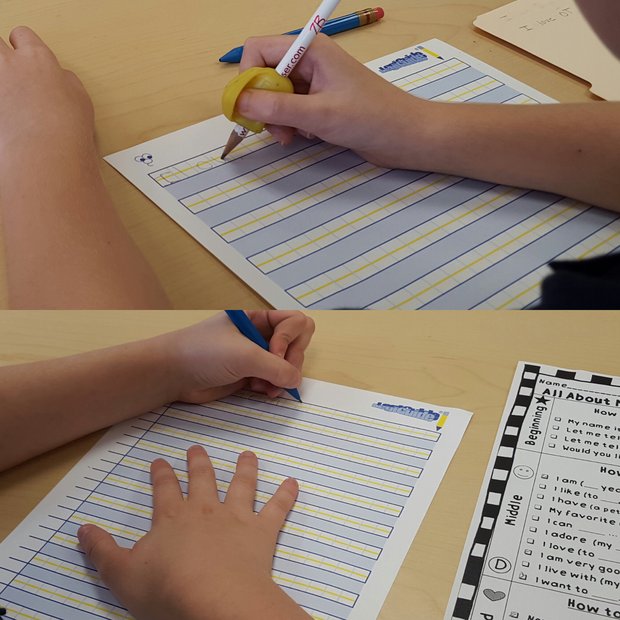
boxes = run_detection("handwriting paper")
[0,378,471,620]
[106,39,620,310]
[475,1,620,101]
[447,362,620,620]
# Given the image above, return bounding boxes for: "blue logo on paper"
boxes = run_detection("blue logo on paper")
[378,52,428,74]
[372,402,442,422]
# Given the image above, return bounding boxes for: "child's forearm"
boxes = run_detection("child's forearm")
[0,334,177,471]
[411,100,620,212]
[1,142,171,309]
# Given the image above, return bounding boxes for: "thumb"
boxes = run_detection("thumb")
[237,89,320,134]
[240,346,301,390]
[78,524,127,583]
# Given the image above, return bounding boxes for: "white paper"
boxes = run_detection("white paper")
[0,378,471,620]
[447,362,620,620]
[106,40,620,310]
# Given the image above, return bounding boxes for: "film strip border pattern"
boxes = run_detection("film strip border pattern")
[450,363,540,620]
[449,363,620,619]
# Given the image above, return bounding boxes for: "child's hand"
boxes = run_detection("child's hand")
[0,27,94,160]
[160,310,315,403]
[236,35,432,169]
[78,447,311,620]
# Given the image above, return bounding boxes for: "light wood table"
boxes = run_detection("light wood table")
[0,1,597,308]
[1,311,618,618]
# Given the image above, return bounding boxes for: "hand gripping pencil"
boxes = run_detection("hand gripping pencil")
[221,0,342,159]
[225,310,302,402]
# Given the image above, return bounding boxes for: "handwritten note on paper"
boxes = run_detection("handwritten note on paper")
[475,0,620,100]
[447,362,620,620]
[0,379,471,620]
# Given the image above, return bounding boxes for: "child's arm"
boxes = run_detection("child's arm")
[0,27,170,308]
[237,35,620,213]
[78,447,312,620]
[0,310,314,471]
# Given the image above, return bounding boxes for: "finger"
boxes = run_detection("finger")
[237,344,301,390]
[187,445,219,503]
[265,124,297,146]
[240,34,325,83]
[0,37,10,54]
[77,524,128,583]
[237,89,323,136]
[9,26,53,54]
[246,310,312,351]
[259,477,299,531]
[240,35,298,71]
[224,451,258,512]
[268,312,315,361]
[150,458,183,522]
[248,377,272,394]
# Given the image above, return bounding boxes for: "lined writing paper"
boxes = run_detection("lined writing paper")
[0,379,471,619]
[106,39,620,309]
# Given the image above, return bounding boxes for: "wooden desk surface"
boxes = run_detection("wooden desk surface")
[1,310,618,618]
[0,1,597,309]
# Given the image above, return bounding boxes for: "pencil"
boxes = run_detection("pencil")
[219,8,385,64]
[221,0,342,159]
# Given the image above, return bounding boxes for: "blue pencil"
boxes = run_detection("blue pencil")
[219,7,385,64]
[225,310,302,402]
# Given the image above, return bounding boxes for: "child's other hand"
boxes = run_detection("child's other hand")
[78,447,310,620]
[0,27,94,159]
[236,35,431,169]
[162,310,315,403]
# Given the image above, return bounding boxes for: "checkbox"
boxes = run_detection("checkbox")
[541,474,549,479]
[522,561,530,567]
[548,443,556,448]
[537,494,544,499]
[529,527,537,532]
[527,538,534,544]
[534,504,542,510]
[555,417,561,421]
[539,484,547,489]
[552,425,560,430]
[550,434,557,439]
[519,572,527,580]
[524,549,532,555]
[532,515,540,521]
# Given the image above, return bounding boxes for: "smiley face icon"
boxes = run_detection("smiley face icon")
[513,465,534,479]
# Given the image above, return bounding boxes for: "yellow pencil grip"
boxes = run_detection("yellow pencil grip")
[222,67,294,133]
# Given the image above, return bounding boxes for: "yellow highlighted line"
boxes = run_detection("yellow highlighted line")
[278,546,369,581]
[258,175,451,270]
[274,572,357,605]
[140,431,413,495]
[243,395,437,439]
[222,166,371,238]
[153,417,419,477]
[99,473,389,536]
[33,555,95,583]
[579,230,620,259]
[394,203,576,308]
[446,79,498,102]
[170,402,428,459]
[156,134,272,183]
[14,577,131,619]
[296,188,517,300]
[119,452,401,516]
[496,280,540,310]
[398,60,465,91]
[187,144,337,210]
[71,512,142,541]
